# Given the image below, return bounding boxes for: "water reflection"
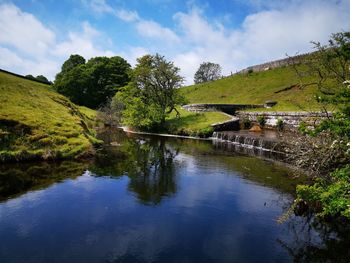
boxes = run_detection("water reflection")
[92,132,179,205]
[0,161,88,201]
[280,216,350,263]
[0,130,349,263]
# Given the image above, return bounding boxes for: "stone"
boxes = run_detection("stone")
[249,124,262,132]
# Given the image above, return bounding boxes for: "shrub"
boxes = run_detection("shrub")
[257,115,266,127]
[197,127,214,138]
[296,164,350,220]
[276,117,284,131]
[242,118,251,129]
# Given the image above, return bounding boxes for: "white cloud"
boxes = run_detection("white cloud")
[120,47,149,67]
[0,3,55,56]
[83,0,114,14]
[136,20,180,43]
[116,9,140,22]
[83,0,178,43]
[234,0,350,62]
[52,21,114,59]
[1,0,350,86]
[171,0,350,84]
[0,3,115,80]
[0,47,60,80]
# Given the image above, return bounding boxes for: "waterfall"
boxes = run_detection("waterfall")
[211,131,283,158]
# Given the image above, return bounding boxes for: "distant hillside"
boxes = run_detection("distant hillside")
[0,71,98,162]
[180,64,320,111]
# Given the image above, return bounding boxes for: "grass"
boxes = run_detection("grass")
[180,65,321,111]
[164,108,231,137]
[0,71,99,162]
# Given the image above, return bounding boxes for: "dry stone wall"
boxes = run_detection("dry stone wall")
[236,53,311,74]
[237,111,331,129]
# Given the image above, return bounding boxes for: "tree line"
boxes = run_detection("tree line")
[54,53,220,130]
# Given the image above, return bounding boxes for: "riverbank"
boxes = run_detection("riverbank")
[0,71,101,163]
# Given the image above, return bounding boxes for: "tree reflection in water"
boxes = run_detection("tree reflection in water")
[0,161,89,201]
[278,215,350,263]
[91,134,179,205]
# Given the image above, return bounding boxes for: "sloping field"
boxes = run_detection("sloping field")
[180,65,320,111]
[0,71,98,162]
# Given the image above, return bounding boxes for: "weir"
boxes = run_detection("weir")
[211,130,286,159]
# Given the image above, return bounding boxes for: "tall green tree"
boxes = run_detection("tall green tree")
[116,54,185,131]
[194,62,222,84]
[54,54,131,108]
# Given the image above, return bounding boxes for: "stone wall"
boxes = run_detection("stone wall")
[237,111,332,129]
[236,53,311,75]
[211,117,240,131]
[182,103,264,115]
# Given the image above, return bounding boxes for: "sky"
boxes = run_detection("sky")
[0,0,349,85]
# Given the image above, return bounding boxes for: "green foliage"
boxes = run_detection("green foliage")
[25,74,51,84]
[0,71,98,162]
[257,115,266,127]
[194,62,222,84]
[295,32,350,221]
[25,74,36,80]
[242,118,251,129]
[296,165,350,219]
[117,54,185,131]
[35,75,50,84]
[55,54,131,108]
[276,117,284,131]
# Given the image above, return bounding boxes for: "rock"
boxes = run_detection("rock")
[264,100,278,108]
[249,124,262,132]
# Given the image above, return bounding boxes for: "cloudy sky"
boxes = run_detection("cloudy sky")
[0,0,349,85]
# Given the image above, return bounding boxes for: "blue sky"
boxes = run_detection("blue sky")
[0,0,349,84]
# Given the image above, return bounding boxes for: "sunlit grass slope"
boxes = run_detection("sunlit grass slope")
[164,108,231,137]
[0,71,98,162]
[180,65,320,111]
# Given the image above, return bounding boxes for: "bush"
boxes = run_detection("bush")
[257,115,266,127]
[296,164,350,220]
[197,127,214,138]
[242,118,251,129]
[276,117,284,131]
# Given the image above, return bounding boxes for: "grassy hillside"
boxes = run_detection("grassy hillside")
[0,71,99,162]
[180,65,320,111]
[164,108,231,137]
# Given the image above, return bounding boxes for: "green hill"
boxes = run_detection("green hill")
[180,65,320,111]
[0,71,98,162]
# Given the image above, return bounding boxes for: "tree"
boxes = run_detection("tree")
[194,62,222,84]
[60,54,86,73]
[25,74,51,84]
[115,54,185,131]
[25,74,36,80]
[292,32,350,220]
[54,54,131,108]
[35,75,51,84]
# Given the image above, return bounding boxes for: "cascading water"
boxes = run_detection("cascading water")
[212,130,285,160]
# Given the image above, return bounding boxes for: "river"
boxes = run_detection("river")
[0,130,349,263]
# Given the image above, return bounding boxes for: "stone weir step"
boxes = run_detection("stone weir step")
[212,130,285,155]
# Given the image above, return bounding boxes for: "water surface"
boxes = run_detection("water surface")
[0,130,349,262]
